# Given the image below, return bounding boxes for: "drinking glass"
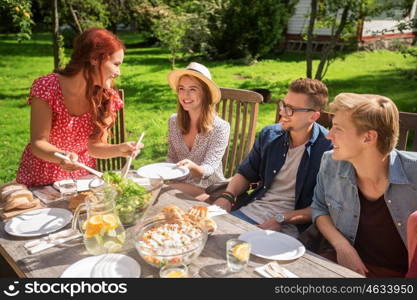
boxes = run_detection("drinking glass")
[226,239,251,272]
[58,178,77,200]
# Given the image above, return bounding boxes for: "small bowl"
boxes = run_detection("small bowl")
[135,217,208,268]
[160,264,188,278]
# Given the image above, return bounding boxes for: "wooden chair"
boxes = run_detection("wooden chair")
[96,89,127,172]
[216,88,263,178]
[398,112,417,152]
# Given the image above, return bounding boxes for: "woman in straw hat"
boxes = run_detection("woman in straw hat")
[166,62,230,200]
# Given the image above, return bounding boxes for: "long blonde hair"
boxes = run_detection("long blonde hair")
[176,75,215,135]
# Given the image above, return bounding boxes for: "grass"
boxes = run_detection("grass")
[1,32,417,183]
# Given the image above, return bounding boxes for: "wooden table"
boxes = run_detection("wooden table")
[0,186,363,278]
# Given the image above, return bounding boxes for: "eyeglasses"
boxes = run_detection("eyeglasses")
[278,100,316,117]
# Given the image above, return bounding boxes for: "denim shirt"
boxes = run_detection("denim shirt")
[311,150,417,247]
[237,122,333,232]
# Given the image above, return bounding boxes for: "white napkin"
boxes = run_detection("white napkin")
[255,264,298,278]
[207,205,227,218]
[52,179,93,192]
[28,233,82,254]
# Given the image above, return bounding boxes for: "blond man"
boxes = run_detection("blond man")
[311,93,417,277]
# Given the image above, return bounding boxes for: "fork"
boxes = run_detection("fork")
[264,261,287,278]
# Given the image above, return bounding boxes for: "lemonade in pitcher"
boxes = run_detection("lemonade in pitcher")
[82,213,126,255]
[72,178,126,255]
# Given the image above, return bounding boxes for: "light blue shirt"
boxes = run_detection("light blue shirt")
[311,150,417,247]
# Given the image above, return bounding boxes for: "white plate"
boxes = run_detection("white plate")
[239,230,305,261]
[53,179,93,192]
[136,163,189,180]
[61,254,141,278]
[4,208,73,237]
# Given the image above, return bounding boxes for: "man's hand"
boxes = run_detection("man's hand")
[212,197,232,212]
[258,217,282,231]
[335,244,369,276]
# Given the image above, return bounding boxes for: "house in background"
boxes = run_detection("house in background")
[285,0,417,51]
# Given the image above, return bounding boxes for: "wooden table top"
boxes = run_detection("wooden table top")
[0,186,363,278]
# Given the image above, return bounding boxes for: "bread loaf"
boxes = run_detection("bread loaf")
[3,190,35,211]
[68,192,91,211]
[1,183,28,201]
[204,218,217,233]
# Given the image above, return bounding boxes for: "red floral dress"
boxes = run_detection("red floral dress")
[16,73,123,187]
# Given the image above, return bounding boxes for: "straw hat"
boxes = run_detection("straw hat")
[167,62,221,104]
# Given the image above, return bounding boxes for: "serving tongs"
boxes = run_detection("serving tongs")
[120,132,145,179]
[54,152,103,178]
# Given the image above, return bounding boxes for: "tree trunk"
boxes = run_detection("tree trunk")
[306,0,318,79]
[66,0,83,33]
[314,3,350,80]
[52,0,62,71]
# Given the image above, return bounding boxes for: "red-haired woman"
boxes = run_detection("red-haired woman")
[16,28,141,187]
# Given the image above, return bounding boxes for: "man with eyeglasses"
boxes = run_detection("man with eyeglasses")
[213,78,332,237]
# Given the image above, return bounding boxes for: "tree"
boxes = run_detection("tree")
[305,0,410,80]
[209,0,298,61]
[52,0,64,70]
[0,0,34,41]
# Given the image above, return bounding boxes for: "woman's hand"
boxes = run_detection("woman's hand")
[176,159,198,171]
[118,141,144,157]
[176,159,203,178]
[59,152,80,172]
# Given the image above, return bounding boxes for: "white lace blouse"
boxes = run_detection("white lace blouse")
[167,113,230,188]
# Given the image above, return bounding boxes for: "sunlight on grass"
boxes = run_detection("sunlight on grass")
[0,32,416,182]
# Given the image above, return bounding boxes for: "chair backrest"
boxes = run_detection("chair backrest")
[97,89,127,172]
[398,112,417,152]
[217,88,263,178]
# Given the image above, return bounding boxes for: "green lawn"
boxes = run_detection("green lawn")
[1,32,416,183]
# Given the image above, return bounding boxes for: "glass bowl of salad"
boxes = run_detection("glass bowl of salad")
[135,217,208,268]
[102,172,163,227]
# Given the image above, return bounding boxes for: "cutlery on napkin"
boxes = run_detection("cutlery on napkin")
[24,229,81,254]
[255,261,298,278]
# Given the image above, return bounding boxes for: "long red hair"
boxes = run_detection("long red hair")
[56,28,125,141]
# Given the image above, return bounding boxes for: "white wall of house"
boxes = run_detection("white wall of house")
[287,0,336,36]
[362,2,417,37]
[286,0,417,37]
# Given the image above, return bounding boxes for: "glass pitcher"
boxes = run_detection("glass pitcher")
[72,178,126,255]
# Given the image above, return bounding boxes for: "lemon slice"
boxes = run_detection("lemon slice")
[231,243,250,262]
[85,215,104,238]
[103,241,122,253]
[102,214,119,230]
[166,271,186,278]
